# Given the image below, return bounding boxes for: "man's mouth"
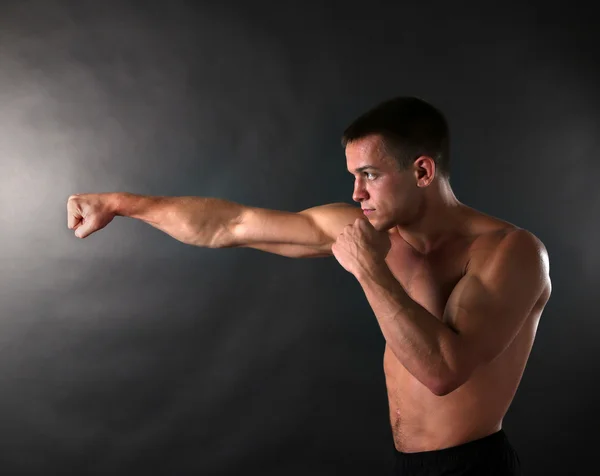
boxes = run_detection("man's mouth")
[363,209,375,215]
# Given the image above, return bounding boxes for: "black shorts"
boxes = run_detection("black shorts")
[393,429,521,475]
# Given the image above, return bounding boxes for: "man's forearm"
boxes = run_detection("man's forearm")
[111,192,244,248]
[355,264,460,396]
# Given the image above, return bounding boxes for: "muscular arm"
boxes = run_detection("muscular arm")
[112,192,363,257]
[230,203,364,257]
[355,228,550,396]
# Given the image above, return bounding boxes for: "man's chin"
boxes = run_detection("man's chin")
[371,219,395,233]
[369,219,389,232]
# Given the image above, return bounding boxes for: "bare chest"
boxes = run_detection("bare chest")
[384,238,469,320]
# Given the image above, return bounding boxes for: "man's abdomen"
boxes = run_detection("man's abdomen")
[383,318,535,453]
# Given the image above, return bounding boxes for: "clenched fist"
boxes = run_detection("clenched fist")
[67,193,117,239]
[331,217,391,278]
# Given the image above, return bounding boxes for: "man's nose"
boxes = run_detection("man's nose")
[352,182,369,203]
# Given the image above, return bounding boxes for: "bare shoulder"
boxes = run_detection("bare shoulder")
[300,202,364,238]
[467,212,551,298]
[301,201,363,218]
[469,211,548,259]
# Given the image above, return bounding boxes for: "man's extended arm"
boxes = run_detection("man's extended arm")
[68,192,363,258]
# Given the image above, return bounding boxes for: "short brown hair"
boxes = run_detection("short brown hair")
[341,96,450,178]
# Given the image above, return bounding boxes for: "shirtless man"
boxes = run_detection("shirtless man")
[67,97,551,475]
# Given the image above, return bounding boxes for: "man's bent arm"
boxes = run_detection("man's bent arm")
[356,263,459,396]
[353,229,548,397]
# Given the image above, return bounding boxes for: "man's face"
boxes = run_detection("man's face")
[345,134,419,231]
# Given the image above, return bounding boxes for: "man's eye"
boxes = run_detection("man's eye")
[364,172,376,179]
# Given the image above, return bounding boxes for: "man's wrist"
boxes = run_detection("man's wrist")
[355,259,391,283]
[109,192,131,217]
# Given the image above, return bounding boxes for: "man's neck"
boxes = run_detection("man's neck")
[394,182,468,255]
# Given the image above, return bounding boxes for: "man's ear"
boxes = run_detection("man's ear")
[414,156,436,187]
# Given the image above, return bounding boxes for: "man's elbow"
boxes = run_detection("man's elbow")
[429,364,473,397]
[430,343,483,396]
[430,378,461,397]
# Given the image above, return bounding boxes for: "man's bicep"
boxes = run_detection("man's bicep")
[300,202,364,245]
[443,230,550,378]
[231,203,362,257]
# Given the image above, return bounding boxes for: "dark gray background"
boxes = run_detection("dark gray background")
[0,0,597,474]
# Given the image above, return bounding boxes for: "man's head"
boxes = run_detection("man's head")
[342,97,451,231]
